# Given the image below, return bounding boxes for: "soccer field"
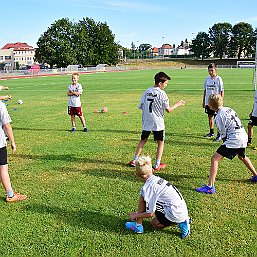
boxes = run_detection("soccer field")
[0,68,256,256]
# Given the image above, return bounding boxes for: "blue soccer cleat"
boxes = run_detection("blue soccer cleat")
[251,175,257,182]
[178,219,190,239]
[125,221,144,234]
[195,184,216,194]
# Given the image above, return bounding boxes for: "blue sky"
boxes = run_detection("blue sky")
[1,0,257,49]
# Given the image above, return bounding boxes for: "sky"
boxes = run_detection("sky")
[1,0,257,49]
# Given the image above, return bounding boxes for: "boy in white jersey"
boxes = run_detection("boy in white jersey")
[196,94,257,194]
[67,73,88,132]
[129,72,185,170]
[202,63,224,141]
[247,90,257,149]
[125,156,190,239]
[0,101,27,202]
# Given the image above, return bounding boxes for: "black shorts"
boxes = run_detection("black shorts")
[248,116,257,126]
[205,105,215,116]
[141,130,164,141]
[155,211,176,227]
[216,144,246,160]
[0,147,8,165]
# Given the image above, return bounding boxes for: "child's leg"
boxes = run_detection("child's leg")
[135,196,146,224]
[0,164,13,194]
[71,115,76,127]
[208,152,224,186]
[208,115,214,131]
[79,115,86,128]
[134,139,148,160]
[238,155,257,176]
[247,124,253,144]
[150,217,166,229]
[155,140,164,167]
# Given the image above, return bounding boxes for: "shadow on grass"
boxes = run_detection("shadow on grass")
[13,126,139,135]
[24,204,126,233]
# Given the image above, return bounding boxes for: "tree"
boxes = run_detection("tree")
[229,22,255,59]
[209,22,232,59]
[35,18,76,68]
[190,32,211,60]
[35,17,119,67]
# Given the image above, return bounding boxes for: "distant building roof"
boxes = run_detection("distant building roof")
[1,42,34,50]
[161,44,173,49]
[152,47,159,53]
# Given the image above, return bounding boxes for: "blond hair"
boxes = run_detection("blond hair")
[135,156,153,177]
[208,94,223,110]
[72,72,79,77]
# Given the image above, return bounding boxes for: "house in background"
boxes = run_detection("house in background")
[158,44,175,56]
[0,42,36,69]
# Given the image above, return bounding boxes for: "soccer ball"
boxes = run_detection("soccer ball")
[101,107,108,113]
[17,99,23,104]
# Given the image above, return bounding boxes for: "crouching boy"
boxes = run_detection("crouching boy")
[125,156,191,239]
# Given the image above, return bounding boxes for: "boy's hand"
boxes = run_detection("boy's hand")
[129,212,138,220]
[177,100,186,106]
[11,142,16,153]
[249,112,252,118]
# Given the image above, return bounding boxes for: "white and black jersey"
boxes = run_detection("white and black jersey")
[138,86,170,131]
[0,102,11,148]
[204,75,224,105]
[215,107,247,148]
[140,175,189,223]
[251,90,257,117]
[68,83,83,107]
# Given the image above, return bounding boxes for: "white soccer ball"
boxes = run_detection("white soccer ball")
[17,99,23,104]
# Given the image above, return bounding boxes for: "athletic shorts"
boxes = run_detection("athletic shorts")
[248,116,257,126]
[155,211,176,227]
[205,105,215,116]
[0,147,8,165]
[141,130,164,141]
[68,106,83,116]
[216,144,246,160]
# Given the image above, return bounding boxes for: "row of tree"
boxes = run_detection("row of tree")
[191,22,257,60]
[35,18,120,68]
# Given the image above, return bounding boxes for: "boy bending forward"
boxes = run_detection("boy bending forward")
[126,156,190,239]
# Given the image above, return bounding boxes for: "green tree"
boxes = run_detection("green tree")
[229,22,255,59]
[190,32,211,60]
[35,18,76,68]
[209,22,232,59]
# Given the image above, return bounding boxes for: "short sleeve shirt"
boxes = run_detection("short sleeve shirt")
[68,83,83,107]
[251,90,257,117]
[204,75,224,105]
[0,102,11,148]
[140,175,188,223]
[215,107,247,148]
[138,86,170,131]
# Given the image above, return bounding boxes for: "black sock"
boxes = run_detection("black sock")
[248,138,252,144]
[210,129,214,134]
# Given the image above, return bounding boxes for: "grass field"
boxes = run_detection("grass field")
[0,68,257,257]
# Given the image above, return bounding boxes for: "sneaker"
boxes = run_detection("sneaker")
[125,221,144,234]
[213,135,222,142]
[154,163,166,171]
[129,160,136,167]
[71,127,76,132]
[204,132,214,138]
[250,175,257,182]
[6,192,27,203]
[195,184,216,194]
[83,127,88,132]
[178,219,190,239]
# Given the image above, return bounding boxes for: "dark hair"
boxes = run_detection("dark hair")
[154,72,171,84]
[208,63,217,69]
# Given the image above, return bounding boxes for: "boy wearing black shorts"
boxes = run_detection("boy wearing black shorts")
[196,94,257,194]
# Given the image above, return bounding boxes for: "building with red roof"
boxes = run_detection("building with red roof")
[0,42,36,69]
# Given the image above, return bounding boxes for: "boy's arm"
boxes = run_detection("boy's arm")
[67,90,79,97]
[3,123,16,153]
[129,211,155,220]
[0,95,12,100]
[165,100,186,113]
[202,89,206,108]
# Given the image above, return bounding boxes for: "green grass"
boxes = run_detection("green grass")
[0,68,257,257]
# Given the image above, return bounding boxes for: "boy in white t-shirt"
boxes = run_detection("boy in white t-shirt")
[129,72,185,170]
[125,156,191,239]
[0,101,27,202]
[196,94,257,194]
[247,90,257,149]
[67,73,88,132]
[202,63,224,141]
